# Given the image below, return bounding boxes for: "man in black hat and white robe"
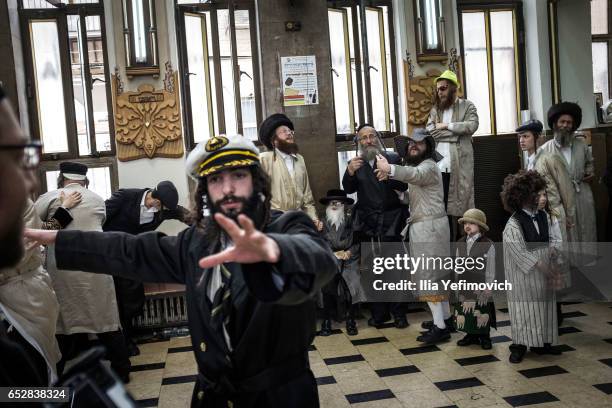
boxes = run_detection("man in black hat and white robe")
[259,113,321,230]
[540,102,597,263]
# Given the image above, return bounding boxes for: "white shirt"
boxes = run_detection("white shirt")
[560,146,572,165]
[275,148,297,177]
[526,152,536,170]
[139,190,158,225]
[436,107,454,173]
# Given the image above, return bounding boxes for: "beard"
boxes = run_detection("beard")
[436,87,457,111]
[360,144,383,162]
[404,149,428,166]
[203,192,267,242]
[554,127,573,147]
[276,138,299,155]
[325,206,345,230]
[0,218,24,268]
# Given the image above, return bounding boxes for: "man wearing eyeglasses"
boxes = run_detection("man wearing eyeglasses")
[259,113,322,231]
[427,70,479,241]
[0,84,51,387]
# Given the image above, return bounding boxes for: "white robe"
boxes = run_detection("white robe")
[35,184,121,335]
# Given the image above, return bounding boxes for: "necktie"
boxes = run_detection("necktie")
[211,264,233,330]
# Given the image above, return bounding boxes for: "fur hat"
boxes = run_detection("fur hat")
[258,113,294,149]
[547,102,582,131]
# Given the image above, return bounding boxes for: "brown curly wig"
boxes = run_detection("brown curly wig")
[500,170,547,213]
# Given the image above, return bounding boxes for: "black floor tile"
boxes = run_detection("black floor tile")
[161,375,198,385]
[498,308,509,313]
[599,358,612,368]
[315,375,336,385]
[434,377,484,391]
[558,326,582,335]
[130,362,165,372]
[503,391,559,407]
[136,398,159,407]
[491,335,512,344]
[554,344,575,352]
[308,344,317,351]
[435,406,459,408]
[345,389,395,404]
[561,311,587,318]
[604,338,612,345]
[455,355,500,366]
[400,344,441,355]
[518,365,568,379]
[317,328,343,336]
[323,354,365,365]
[375,365,420,377]
[167,346,192,353]
[351,336,389,346]
[376,322,397,329]
[496,320,511,327]
[593,383,612,395]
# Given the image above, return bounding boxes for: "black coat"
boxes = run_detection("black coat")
[103,188,188,320]
[342,151,408,238]
[55,211,336,407]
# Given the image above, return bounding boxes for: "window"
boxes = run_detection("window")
[327,1,399,139]
[42,159,116,200]
[413,0,447,63]
[176,1,262,150]
[121,0,159,76]
[458,3,527,135]
[20,0,115,161]
[591,0,612,102]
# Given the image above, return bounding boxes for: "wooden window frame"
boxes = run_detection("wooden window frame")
[413,0,448,63]
[591,0,612,100]
[19,0,116,162]
[457,0,528,136]
[175,0,262,151]
[37,156,119,196]
[328,0,400,142]
[121,0,160,77]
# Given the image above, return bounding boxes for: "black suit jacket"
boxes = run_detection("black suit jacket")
[342,151,408,238]
[103,188,187,234]
[55,211,336,406]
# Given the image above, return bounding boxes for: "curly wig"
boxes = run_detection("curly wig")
[500,170,547,213]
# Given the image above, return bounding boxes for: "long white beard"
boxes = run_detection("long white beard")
[326,207,345,230]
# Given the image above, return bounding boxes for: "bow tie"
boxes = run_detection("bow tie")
[531,214,538,221]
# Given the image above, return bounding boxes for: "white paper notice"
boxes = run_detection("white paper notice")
[281,55,318,106]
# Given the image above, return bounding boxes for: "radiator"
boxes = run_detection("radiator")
[132,292,189,329]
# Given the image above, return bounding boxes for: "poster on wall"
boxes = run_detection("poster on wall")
[281,56,318,106]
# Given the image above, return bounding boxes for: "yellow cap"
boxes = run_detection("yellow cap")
[434,70,460,88]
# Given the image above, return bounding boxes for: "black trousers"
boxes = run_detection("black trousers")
[3,320,48,386]
[57,331,131,378]
[113,276,145,346]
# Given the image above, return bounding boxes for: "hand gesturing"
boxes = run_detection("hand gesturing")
[198,213,281,269]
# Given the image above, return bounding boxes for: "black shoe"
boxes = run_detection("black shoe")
[127,341,140,357]
[421,317,455,332]
[457,334,480,347]
[394,317,409,329]
[509,347,526,364]
[531,344,562,355]
[480,336,492,350]
[367,317,388,328]
[416,326,451,344]
[346,319,358,336]
[319,319,332,336]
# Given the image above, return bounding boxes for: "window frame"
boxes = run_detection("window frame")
[175,0,262,151]
[121,0,160,77]
[457,0,528,136]
[19,0,116,161]
[328,0,400,142]
[37,156,119,197]
[591,0,612,100]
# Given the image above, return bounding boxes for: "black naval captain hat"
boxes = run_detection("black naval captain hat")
[515,119,544,135]
[151,180,178,210]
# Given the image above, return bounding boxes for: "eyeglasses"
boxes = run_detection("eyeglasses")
[276,128,294,136]
[437,85,449,93]
[358,134,377,142]
[0,142,42,170]
[329,200,344,206]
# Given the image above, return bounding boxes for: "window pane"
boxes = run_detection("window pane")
[345,8,360,127]
[592,42,610,101]
[46,166,112,200]
[329,9,354,134]
[22,0,56,8]
[490,11,518,133]
[423,0,440,50]
[337,151,357,202]
[591,0,608,35]
[218,10,237,135]
[461,12,491,135]
[68,15,92,156]
[185,13,213,142]
[235,10,257,140]
[131,0,148,63]
[86,16,111,152]
[30,20,69,153]
[365,8,390,131]
[382,6,395,132]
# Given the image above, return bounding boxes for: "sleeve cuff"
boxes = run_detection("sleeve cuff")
[447,123,456,133]
[389,164,396,178]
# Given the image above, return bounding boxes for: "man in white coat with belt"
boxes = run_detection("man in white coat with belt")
[34,162,131,382]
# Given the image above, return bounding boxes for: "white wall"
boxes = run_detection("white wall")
[557,0,596,129]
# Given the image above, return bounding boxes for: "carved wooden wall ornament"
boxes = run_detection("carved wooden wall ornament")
[112,62,184,161]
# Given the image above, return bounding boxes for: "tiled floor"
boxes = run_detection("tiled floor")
[126,303,612,407]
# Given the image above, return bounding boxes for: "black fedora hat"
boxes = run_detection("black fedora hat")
[547,102,582,131]
[319,189,354,205]
[258,113,294,150]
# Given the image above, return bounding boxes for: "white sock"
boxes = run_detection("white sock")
[441,301,451,320]
[428,301,446,329]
